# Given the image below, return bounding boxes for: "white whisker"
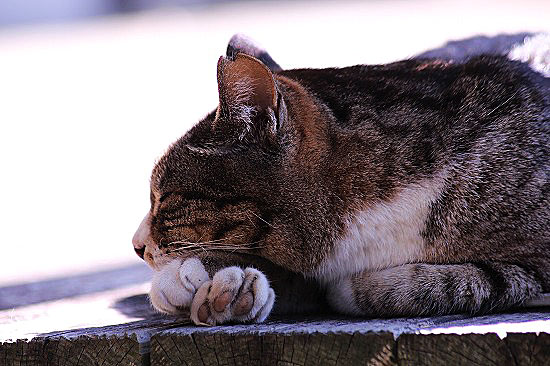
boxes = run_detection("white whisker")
[248,211,275,228]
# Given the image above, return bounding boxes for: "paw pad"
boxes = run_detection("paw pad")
[191,267,275,325]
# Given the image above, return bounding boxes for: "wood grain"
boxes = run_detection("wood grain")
[3,320,550,365]
[2,286,549,365]
[0,337,141,366]
[151,332,396,366]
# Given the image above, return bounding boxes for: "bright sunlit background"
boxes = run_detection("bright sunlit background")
[1,0,549,286]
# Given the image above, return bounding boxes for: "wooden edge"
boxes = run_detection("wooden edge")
[150,331,550,366]
[2,324,549,365]
[523,293,550,308]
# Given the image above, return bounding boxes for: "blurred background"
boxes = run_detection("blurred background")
[0,0,549,288]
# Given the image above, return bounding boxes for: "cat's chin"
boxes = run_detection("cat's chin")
[143,247,173,271]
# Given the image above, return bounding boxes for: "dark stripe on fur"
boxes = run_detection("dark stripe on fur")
[471,262,508,311]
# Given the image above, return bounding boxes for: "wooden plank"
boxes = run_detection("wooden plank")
[149,314,550,366]
[505,333,550,365]
[151,331,396,366]
[398,333,514,365]
[398,333,550,366]
[1,280,549,364]
[2,317,550,365]
[0,283,155,342]
[524,293,550,308]
[0,264,151,310]
[0,337,141,366]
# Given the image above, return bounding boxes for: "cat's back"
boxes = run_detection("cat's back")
[279,55,549,263]
[279,55,549,132]
[279,55,549,167]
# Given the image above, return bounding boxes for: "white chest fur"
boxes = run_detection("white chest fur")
[313,179,444,283]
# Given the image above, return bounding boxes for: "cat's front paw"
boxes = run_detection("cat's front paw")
[149,257,210,314]
[190,267,275,325]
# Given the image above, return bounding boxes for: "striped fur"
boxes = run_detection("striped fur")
[134,35,550,324]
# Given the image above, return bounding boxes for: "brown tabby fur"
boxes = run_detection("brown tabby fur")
[140,36,549,318]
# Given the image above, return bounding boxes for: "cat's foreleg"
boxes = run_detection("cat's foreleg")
[149,257,210,314]
[149,253,326,325]
[149,256,275,325]
[326,262,543,317]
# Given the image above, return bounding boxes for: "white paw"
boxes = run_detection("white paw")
[149,257,209,314]
[190,267,275,325]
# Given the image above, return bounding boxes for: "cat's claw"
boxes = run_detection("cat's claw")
[190,267,275,325]
[149,257,209,314]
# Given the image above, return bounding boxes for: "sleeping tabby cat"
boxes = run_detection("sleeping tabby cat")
[133,34,549,325]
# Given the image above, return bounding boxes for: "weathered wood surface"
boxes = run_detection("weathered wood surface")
[0,264,152,310]
[398,332,550,366]
[1,336,142,366]
[3,315,550,365]
[1,268,549,365]
[151,331,550,366]
[151,330,396,366]
[3,308,550,365]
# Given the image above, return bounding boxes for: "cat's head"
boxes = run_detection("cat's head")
[133,41,336,271]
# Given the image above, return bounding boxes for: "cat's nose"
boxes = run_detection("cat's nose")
[134,246,145,259]
[133,213,151,260]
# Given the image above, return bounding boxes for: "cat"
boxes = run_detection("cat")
[133,34,550,325]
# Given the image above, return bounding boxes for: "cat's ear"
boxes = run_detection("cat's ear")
[226,34,282,72]
[217,53,278,115]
